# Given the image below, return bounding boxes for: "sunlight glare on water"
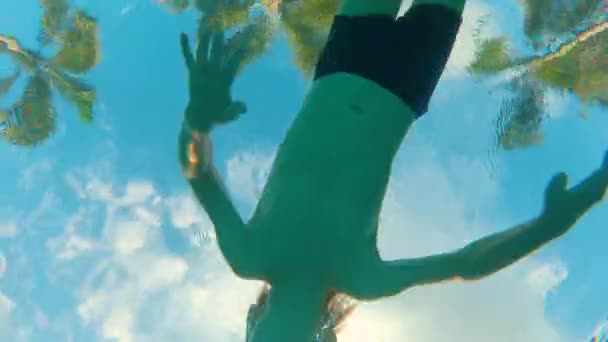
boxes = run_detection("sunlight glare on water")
[591,319,608,342]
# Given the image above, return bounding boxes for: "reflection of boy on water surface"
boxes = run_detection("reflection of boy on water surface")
[177,0,608,341]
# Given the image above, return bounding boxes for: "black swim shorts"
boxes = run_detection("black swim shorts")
[313,4,463,118]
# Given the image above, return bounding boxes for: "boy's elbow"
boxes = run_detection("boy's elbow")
[221,239,267,281]
[456,248,513,281]
[227,253,258,279]
[230,259,266,280]
[452,248,489,281]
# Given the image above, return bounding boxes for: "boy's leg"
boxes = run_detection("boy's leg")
[336,0,466,18]
[337,0,403,17]
[412,0,467,15]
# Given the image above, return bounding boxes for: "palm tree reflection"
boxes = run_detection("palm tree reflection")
[0,0,99,146]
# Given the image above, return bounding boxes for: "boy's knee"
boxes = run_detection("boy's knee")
[411,0,466,14]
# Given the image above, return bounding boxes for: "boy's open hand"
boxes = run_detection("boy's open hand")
[542,150,608,235]
[180,18,247,133]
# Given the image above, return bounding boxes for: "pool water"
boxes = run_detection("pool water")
[0,0,607,341]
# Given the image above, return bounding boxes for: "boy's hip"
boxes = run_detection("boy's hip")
[313,4,463,117]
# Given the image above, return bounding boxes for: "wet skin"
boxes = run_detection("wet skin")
[177,1,608,341]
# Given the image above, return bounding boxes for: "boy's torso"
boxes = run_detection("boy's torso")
[249,74,415,274]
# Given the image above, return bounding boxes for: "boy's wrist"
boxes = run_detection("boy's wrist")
[179,122,213,179]
[538,207,578,239]
[185,102,214,133]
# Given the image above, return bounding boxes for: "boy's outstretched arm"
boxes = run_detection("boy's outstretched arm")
[177,21,267,281]
[338,151,608,300]
[178,130,264,280]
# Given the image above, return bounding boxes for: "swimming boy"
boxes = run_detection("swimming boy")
[178,0,608,341]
